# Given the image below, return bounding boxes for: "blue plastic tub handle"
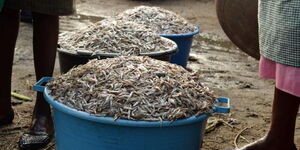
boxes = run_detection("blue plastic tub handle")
[213,97,230,113]
[33,77,53,92]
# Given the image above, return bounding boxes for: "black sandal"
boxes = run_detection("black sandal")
[0,108,14,126]
[19,131,52,150]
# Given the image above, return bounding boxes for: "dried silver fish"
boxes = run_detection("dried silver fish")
[116,6,198,34]
[47,56,217,121]
[59,19,176,55]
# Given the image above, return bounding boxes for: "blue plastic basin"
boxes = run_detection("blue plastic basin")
[160,29,200,68]
[34,77,230,150]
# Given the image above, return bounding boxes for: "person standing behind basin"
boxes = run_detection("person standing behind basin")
[239,0,300,150]
[0,0,75,149]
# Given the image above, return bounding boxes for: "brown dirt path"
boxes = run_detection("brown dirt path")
[1,0,299,150]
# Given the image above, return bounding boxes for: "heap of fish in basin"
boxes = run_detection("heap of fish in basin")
[46,56,217,121]
[59,19,176,55]
[116,6,198,34]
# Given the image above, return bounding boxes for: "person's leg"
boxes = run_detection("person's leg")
[30,11,58,135]
[19,12,58,149]
[240,88,300,150]
[0,8,20,125]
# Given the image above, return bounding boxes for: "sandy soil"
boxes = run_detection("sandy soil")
[1,0,300,150]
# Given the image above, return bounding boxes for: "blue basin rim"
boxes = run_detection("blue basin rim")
[44,88,210,128]
[160,28,200,37]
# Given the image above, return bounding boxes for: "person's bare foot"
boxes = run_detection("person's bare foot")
[239,137,297,150]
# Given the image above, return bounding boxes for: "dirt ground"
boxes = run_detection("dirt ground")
[1,0,300,150]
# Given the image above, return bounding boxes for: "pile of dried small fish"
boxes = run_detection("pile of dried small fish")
[47,56,217,121]
[59,19,176,55]
[116,6,198,34]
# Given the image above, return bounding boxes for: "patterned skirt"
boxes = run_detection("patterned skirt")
[259,0,300,67]
[4,0,75,15]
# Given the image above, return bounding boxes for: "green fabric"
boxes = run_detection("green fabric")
[0,0,5,12]
[259,0,300,67]
[4,0,75,15]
